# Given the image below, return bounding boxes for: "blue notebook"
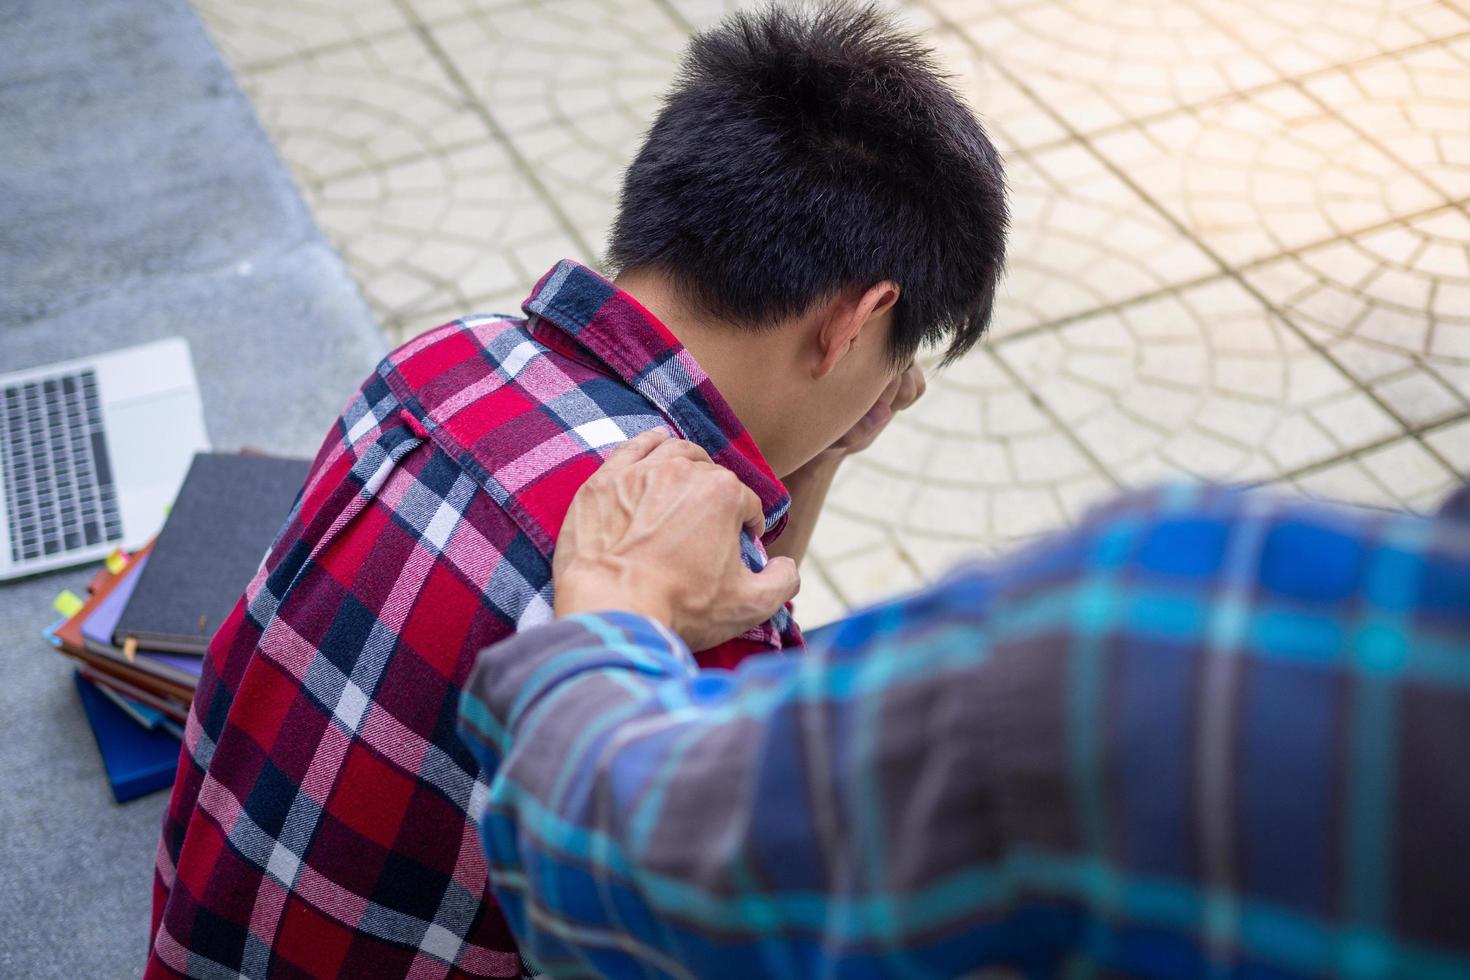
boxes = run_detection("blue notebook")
[74,672,182,803]
[94,683,185,739]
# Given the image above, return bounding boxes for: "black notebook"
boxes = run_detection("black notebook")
[114,452,309,655]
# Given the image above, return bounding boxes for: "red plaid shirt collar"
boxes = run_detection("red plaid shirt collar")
[520,260,791,540]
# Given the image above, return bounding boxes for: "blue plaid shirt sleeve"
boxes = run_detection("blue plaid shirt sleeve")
[457,483,1470,979]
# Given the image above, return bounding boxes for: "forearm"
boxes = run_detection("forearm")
[765,452,842,567]
[460,613,790,975]
[461,613,807,975]
[457,610,1011,978]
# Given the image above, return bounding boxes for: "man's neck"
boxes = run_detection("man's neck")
[614,270,801,476]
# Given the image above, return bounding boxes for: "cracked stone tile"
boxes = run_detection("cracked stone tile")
[657,0,745,30]
[305,143,579,336]
[1424,415,1470,473]
[190,0,410,68]
[897,534,1000,583]
[1207,0,1470,79]
[504,112,643,264]
[815,540,927,611]
[428,0,688,136]
[924,0,1054,18]
[931,29,1071,154]
[667,0,935,31]
[1302,35,1470,204]
[809,506,892,566]
[790,563,849,629]
[1354,435,1463,508]
[1288,434,1461,513]
[407,0,530,22]
[1091,83,1446,266]
[995,276,1416,486]
[236,30,488,185]
[933,0,1281,137]
[1244,208,1470,426]
[382,287,528,347]
[991,142,1217,337]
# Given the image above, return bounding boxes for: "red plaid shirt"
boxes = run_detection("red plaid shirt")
[147,261,802,979]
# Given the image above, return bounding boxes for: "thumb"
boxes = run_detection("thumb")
[742,556,800,622]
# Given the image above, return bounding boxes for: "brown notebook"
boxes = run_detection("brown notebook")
[50,542,196,704]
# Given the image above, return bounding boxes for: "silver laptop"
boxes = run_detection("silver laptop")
[0,338,209,581]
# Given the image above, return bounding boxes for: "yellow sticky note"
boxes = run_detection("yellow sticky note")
[53,590,84,618]
[105,550,127,575]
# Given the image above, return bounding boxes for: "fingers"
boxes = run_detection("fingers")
[862,400,892,432]
[599,429,713,485]
[892,365,925,413]
[686,456,763,538]
[741,556,800,623]
[644,433,714,466]
[735,481,766,539]
[619,432,760,534]
[874,363,924,417]
[599,427,671,472]
[876,373,902,409]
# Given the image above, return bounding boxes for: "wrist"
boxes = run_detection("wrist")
[554,559,676,628]
[789,448,846,484]
[813,446,848,467]
[556,593,676,629]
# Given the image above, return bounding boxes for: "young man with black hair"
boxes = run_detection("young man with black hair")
[147,4,1008,977]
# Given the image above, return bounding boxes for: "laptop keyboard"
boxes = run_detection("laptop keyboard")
[1,369,124,564]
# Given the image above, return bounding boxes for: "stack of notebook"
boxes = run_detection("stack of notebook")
[45,452,308,802]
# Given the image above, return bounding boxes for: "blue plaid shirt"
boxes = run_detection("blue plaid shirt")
[458,483,1470,979]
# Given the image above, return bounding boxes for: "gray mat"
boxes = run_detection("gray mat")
[0,0,385,974]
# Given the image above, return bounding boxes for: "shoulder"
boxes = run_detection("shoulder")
[380,314,665,432]
[377,314,670,552]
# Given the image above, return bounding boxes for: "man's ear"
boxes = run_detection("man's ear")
[813,280,901,380]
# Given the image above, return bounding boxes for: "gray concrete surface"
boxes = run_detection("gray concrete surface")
[0,0,384,975]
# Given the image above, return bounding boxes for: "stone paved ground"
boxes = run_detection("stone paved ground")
[191,0,1470,625]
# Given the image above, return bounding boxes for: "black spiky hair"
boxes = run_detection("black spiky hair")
[608,2,1008,365]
